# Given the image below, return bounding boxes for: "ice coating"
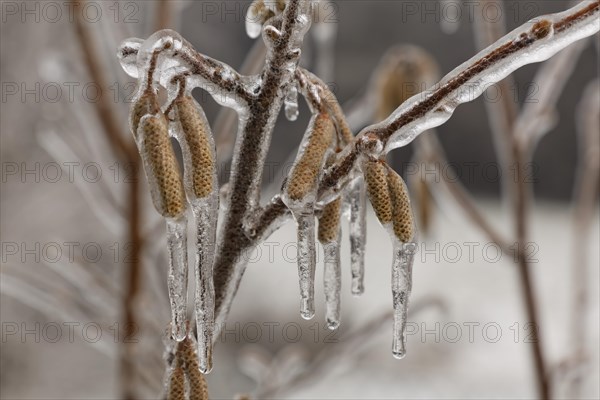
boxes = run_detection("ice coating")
[347,177,367,296]
[391,240,417,359]
[117,38,143,78]
[166,217,189,341]
[284,84,300,121]
[367,1,600,153]
[191,198,217,373]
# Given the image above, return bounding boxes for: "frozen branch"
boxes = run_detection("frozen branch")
[318,1,599,201]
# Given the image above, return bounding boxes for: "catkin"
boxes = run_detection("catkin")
[175,95,216,199]
[364,160,393,225]
[318,197,342,243]
[374,46,439,122]
[177,337,209,400]
[286,112,335,202]
[167,364,186,400]
[386,168,414,243]
[131,90,161,139]
[139,113,186,218]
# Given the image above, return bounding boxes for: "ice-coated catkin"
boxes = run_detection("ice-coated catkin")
[364,159,393,225]
[137,112,186,219]
[174,95,217,198]
[131,90,161,139]
[134,92,189,342]
[283,111,335,320]
[318,197,342,244]
[174,94,218,373]
[285,112,335,203]
[386,168,414,243]
[167,363,185,400]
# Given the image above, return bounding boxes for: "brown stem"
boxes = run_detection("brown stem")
[514,144,550,399]
[212,0,309,326]
[73,2,142,399]
[155,0,171,31]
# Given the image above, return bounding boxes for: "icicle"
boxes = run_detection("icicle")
[391,240,416,359]
[172,93,219,373]
[166,216,189,341]
[190,199,217,373]
[284,84,299,121]
[347,177,367,296]
[295,211,317,320]
[318,197,342,329]
[282,112,335,319]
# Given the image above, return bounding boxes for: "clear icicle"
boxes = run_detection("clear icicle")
[191,198,217,374]
[295,212,317,320]
[284,84,299,121]
[166,216,189,341]
[323,241,341,329]
[391,240,417,359]
[348,177,367,296]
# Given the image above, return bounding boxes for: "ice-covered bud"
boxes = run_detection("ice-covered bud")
[117,38,143,78]
[357,132,384,158]
[245,0,287,39]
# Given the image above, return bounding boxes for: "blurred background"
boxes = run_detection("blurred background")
[1,0,598,399]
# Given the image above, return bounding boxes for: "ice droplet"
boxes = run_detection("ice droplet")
[117,38,143,78]
[166,216,189,341]
[391,241,416,359]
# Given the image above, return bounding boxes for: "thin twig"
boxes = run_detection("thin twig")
[73,2,143,398]
[566,79,600,398]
